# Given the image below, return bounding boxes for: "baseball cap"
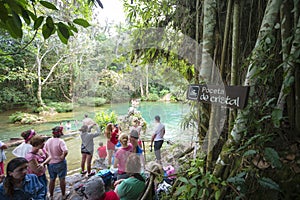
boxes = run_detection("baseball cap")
[84,175,105,199]
[130,130,139,139]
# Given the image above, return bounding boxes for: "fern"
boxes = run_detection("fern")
[264,147,282,168]
[258,177,281,192]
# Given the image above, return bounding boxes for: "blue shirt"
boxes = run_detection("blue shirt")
[0,174,45,200]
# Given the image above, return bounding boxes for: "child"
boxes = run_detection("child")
[65,121,72,131]
[97,142,107,164]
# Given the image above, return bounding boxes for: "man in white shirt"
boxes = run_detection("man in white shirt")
[150,116,165,165]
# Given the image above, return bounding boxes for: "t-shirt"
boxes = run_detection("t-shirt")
[129,126,142,134]
[153,123,165,141]
[12,142,32,157]
[110,129,119,145]
[25,150,47,176]
[115,144,133,174]
[80,126,100,154]
[44,138,68,164]
[97,146,107,159]
[99,191,120,200]
[116,177,145,200]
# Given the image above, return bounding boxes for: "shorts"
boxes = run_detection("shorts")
[81,144,91,155]
[154,140,164,151]
[48,160,67,180]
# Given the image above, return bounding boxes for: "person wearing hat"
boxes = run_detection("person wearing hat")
[83,175,119,200]
[44,126,69,200]
[79,123,100,176]
[130,130,145,171]
[130,130,143,154]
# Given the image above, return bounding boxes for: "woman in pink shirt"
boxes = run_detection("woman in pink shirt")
[113,133,133,180]
[25,135,51,199]
[44,126,69,200]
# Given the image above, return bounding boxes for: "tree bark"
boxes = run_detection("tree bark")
[220,0,233,79]
[200,0,217,172]
[228,0,240,133]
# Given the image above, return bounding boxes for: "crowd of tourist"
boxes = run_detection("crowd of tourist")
[0,114,166,200]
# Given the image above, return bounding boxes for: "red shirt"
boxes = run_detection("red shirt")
[97,146,107,159]
[99,191,120,200]
[110,128,119,145]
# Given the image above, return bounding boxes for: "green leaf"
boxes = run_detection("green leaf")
[174,185,187,196]
[178,177,189,184]
[42,23,53,39]
[6,16,22,38]
[271,108,282,128]
[190,188,197,198]
[243,149,257,157]
[26,10,37,21]
[68,22,78,33]
[21,9,31,25]
[258,177,281,191]
[0,3,8,21]
[34,16,44,30]
[264,147,282,168]
[40,1,58,10]
[46,16,54,29]
[57,22,70,40]
[57,26,68,45]
[215,190,221,200]
[73,18,90,28]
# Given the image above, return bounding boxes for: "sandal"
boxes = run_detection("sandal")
[80,170,87,175]
[62,191,71,200]
[88,171,95,177]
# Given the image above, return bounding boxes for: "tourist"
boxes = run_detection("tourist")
[129,119,143,148]
[114,154,145,200]
[113,133,133,180]
[79,123,101,176]
[150,115,165,165]
[82,114,94,126]
[0,157,45,199]
[25,135,51,199]
[44,126,69,200]
[83,175,119,200]
[65,121,72,131]
[105,123,117,167]
[97,141,107,163]
[12,129,36,157]
[129,130,145,169]
[0,140,7,175]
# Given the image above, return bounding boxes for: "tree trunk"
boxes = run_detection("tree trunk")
[140,79,144,96]
[220,0,232,79]
[145,64,149,97]
[200,0,217,172]
[229,0,240,133]
[276,0,293,110]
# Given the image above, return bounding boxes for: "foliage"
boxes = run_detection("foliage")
[0,0,92,44]
[46,102,73,113]
[159,89,170,97]
[170,158,226,200]
[94,111,118,131]
[77,97,106,107]
[141,93,160,101]
[9,111,44,124]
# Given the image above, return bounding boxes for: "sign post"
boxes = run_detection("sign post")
[187,84,250,109]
